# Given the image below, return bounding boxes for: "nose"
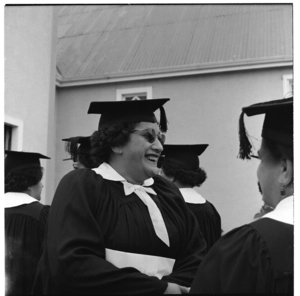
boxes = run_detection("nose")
[152,136,164,152]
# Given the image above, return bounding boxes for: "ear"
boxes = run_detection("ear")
[165,174,175,182]
[110,146,123,155]
[24,186,32,196]
[280,158,293,186]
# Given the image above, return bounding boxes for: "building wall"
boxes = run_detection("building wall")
[55,66,292,233]
[4,6,58,204]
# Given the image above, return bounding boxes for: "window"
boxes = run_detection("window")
[283,74,293,97]
[4,115,23,151]
[116,87,152,101]
[5,124,12,150]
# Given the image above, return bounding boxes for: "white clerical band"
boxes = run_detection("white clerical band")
[123,181,170,247]
[105,248,175,279]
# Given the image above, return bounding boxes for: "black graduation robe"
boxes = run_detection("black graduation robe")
[190,217,293,294]
[5,199,50,295]
[185,201,221,251]
[33,168,207,295]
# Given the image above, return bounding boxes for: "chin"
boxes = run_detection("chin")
[142,166,155,178]
[148,167,160,177]
[262,196,273,208]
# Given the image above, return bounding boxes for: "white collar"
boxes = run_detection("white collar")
[92,162,154,186]
[261,195,294,225]
[4,192,38,208]
[179,188,206,204]
[93,163,169,245]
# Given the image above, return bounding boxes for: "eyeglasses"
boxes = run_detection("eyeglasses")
[132,128,166,145]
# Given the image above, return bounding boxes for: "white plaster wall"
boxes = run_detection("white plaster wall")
[55,66,292,233]
[4,6,58,205]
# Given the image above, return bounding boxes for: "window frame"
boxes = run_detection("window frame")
[4,115,24,151]
[282,74,293,97]
[116,86,153,101]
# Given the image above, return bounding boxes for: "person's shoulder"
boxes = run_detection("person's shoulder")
[153,175,181,193]
[153,174,173,186]
[56,169,105,196]
[41,204,50,214]
[219,223,258,244]
[218,220,288,254]
[16,202,46,221]
[62,168,99,178]
[60,168,103,184]
[153,175,186,205]
[249,218,293,242]
[204,200,221,216]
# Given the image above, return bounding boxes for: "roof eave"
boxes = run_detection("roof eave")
[56,58,293,88]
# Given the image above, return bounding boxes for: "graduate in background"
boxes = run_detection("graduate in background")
[190,96,293,294]
[160,144,221,251]
[62,136,98,169]
[33,99,207,295]
[5,151,51,295]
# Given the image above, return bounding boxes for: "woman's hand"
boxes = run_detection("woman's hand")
[164,282,190,294]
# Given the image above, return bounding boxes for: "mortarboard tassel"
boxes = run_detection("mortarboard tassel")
[159,106,168,133]
[238,111,252,160]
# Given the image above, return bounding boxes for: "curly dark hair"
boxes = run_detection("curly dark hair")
[77,153,99,169]
[5,166,43,193]
[161,158,207,187]
[90,120,138,164]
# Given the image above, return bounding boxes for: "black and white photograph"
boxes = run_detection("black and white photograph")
[3,2,295,294]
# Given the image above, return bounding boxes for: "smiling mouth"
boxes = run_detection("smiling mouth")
[146,155,158,162]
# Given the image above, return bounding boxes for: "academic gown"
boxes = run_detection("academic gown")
[179,188,222,250]
[33,164,207,295]
[5,192,50,296]
[190,196,294,294]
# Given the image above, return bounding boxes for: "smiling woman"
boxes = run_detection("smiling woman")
[33,99,207,295]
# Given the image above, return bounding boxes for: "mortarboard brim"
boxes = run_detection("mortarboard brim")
[238,97,293,160]
[161,144,208,171]
[5,151,50,175]
[87,98,170,132]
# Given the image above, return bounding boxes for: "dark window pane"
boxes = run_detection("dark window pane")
[124,94,147,101]
[5,125,12,151]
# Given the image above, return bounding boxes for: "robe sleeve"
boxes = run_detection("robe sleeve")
[47,170,168,295]
[189,224,273,294]
[38,205,50,249]
[161,189,208,287]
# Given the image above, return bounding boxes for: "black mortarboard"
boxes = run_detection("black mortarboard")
[87,98,170,132]
[161,144,209,171]
[62,136,91,161]
[238,97,293,160]
[5,150,50,175]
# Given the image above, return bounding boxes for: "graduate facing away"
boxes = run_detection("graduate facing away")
[5,151,51,295]
[190,96,293,294]
[160,144,221,251]
[33,98,207,295]
[62,136,98,169]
